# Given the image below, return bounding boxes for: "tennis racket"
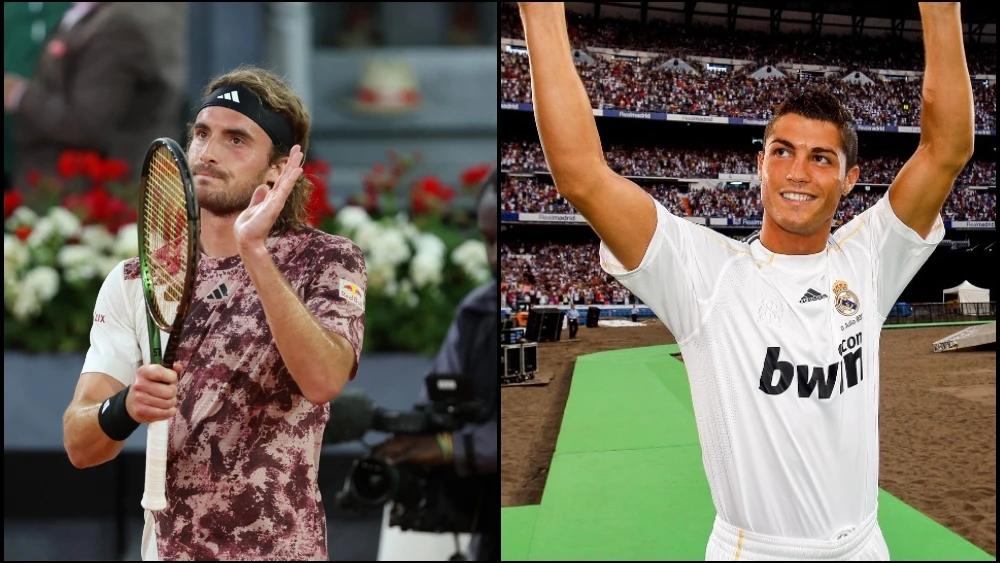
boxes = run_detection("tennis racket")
[137,137,201,512]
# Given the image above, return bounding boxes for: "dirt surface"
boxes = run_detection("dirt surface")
[500,320,996,557]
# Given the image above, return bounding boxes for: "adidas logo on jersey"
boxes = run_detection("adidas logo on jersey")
[799,288,828,303]
[206,283,229,301]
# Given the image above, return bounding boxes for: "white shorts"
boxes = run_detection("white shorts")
[704,509,889,561]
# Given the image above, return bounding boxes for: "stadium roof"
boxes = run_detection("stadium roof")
[560,2,996,43]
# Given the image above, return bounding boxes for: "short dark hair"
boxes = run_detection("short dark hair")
[764,87,858,171]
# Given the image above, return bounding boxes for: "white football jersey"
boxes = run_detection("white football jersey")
[599,194,943,541]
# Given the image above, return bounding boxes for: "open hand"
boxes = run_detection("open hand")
[234,145,304,252]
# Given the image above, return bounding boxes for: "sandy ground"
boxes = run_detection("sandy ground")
[500,320,996,556]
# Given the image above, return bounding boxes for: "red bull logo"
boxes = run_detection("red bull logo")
[339,278,365,312]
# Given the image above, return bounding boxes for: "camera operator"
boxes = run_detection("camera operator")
[371,166,498,561]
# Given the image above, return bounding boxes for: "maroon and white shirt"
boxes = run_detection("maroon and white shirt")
[82,227,367,561]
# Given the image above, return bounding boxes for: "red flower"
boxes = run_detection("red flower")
[302,159,336,227]
[15,225,32,241]
[4,190,23,220]
[460,162,493,191]
[57,151,80,179]
[102,159,129,182]
[410,175,455,215]
[81,152,103,182]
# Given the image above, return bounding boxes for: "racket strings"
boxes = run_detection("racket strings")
[144,147,190,327]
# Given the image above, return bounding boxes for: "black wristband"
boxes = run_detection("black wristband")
[97,385,141,441]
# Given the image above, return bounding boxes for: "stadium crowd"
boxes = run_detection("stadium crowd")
[500,3,996,309]
[502,175,996,223]
[502,51,996,131]
[501,142,997,187]
[499,3,996,75]
[501,242,639,309]
[502,141,997,187]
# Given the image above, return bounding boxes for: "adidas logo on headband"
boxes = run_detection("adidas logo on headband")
[201,84,294,150]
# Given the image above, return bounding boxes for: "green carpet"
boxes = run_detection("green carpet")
[882,320,994,329]
[502,341,995,561]
[501,505,540,561]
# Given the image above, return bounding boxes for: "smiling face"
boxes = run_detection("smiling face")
[186,106,281,218]
[757,113,860,251]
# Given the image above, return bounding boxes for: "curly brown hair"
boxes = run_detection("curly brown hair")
[195,65,314,234]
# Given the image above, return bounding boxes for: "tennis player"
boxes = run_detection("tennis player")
[519,2,974,560]
[62,65,367,560]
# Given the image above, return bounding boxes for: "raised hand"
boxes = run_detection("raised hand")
[234,145,305,253]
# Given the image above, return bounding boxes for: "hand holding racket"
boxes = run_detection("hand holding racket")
[125,363,183,424]
[137,138,201,512]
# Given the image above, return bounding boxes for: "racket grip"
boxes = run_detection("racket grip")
[141,419,169,511]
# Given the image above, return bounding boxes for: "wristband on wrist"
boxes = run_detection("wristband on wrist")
[436,432,454,463]
[97,385,141,441]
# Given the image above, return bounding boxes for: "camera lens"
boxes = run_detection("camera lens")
[349,458,398,505]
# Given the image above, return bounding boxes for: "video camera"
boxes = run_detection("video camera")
[327,374,490,535]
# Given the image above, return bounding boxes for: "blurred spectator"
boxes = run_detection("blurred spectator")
[4,2,187,206]
[3,2,73,192]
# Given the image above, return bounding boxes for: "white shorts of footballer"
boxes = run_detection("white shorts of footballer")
[705,509,889,561]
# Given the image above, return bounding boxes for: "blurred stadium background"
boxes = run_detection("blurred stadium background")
[4,2,496,561]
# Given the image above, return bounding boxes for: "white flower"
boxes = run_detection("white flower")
[47,206,82,239]
[59,244,103,284]
[413,233,446,259]
[4,206,38,231]
[64,264,101,284]
[81,225,116,253]
[26,217,57,248]
[451,239,490,283]
[23,265,60,303]
[400,222,421,245]
[58,244,98,269]
[366,259,397,292]
[114,223,139,258]
[354,221,382,253]
[11,284,42,321]
[336,206,372,234]
[4,234,30,274]
[369,227,410,268]
[409,248,443,289]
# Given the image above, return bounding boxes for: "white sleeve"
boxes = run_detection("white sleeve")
[864,195,945,318]
[599,197,736,344]
[80,260,143,387]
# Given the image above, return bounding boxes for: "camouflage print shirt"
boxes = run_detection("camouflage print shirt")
[82,227,367,561]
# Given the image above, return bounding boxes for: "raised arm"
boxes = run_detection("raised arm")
[519,2,656,271]
[887,2,975,238]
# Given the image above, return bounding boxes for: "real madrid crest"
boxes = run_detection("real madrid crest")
[833,280,860,316]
